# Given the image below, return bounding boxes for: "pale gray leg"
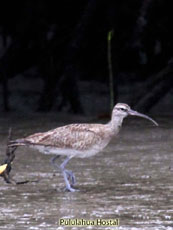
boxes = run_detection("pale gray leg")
[60,156,77,192]
[50,155,76,186]
[50,155,60,169]
[65,169,76,185]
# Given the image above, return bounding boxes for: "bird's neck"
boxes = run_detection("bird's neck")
[108,115,124,134]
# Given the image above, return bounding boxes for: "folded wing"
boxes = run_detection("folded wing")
[25,124,103,151]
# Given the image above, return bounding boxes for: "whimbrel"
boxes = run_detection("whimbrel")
[9,103,158,192]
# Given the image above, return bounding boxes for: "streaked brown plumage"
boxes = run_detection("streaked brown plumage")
[21,124,113,149]
[15,123,117,157]
[10,103,158,192]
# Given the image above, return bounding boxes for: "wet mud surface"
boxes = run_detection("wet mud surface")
[0,114,172,229]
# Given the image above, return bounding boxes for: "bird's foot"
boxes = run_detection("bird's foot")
[64,185,79,192]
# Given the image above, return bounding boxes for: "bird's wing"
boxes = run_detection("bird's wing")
[25,124,103,151]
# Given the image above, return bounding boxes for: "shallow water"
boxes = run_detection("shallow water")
[0,114,173,230]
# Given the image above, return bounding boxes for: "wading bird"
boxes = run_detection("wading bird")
[9,103,158,192]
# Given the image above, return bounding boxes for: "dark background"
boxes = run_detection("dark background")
[0,0,173,115]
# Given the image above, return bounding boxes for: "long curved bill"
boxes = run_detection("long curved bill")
[128,109,158,126]
[0,164,7,175]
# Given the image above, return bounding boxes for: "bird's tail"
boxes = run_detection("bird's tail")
[8,139,28,147]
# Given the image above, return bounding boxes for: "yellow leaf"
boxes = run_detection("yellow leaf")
[0,164,7,174]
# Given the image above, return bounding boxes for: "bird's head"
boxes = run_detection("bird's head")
[112,103,158,126]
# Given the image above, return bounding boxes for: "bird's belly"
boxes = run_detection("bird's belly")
[30,141,109,158]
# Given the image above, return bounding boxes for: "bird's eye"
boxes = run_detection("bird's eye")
[120,108,126,112]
